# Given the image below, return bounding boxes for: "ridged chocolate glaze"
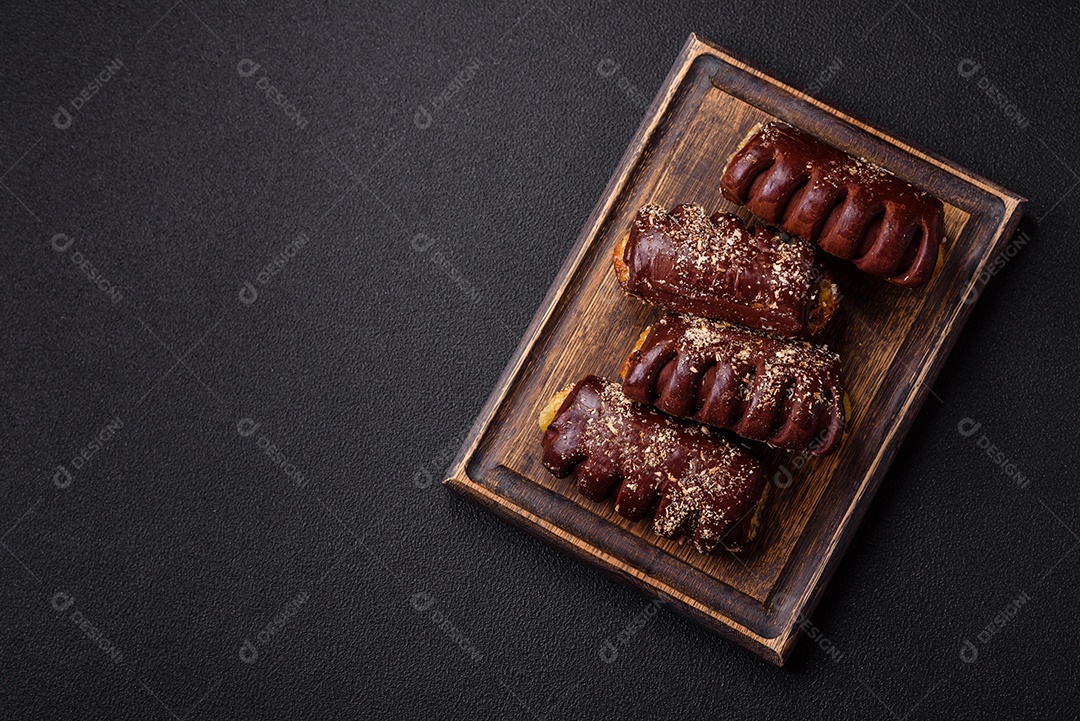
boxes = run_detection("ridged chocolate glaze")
[622,314,846,455]
[540,376,766,554]
[618,203,832,337]
[720,122,944,288]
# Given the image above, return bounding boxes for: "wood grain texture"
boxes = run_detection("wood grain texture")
[443,34,1026,666]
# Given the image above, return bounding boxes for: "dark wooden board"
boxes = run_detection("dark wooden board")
[443,34,1026,666]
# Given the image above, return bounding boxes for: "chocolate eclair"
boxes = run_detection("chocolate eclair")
[539,375,768,554]
[621,314,846,455]
[614,203,838,337]
[720,122,944,288]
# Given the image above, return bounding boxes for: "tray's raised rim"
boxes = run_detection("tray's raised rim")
[443,33,1027,666]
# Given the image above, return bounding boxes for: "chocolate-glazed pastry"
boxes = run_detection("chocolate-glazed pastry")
[614,204,838,337]
[720,122,944,288]
[538,375,768,554]
[621,314,846,455]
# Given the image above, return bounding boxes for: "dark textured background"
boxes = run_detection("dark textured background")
[3,0,1078,718]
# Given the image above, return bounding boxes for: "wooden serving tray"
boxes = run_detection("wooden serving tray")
[444,34,1025,665]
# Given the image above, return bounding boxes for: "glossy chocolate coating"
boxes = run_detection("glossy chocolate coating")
[540,376,766,554]
[720,122,944,287]
[622,314,845,455]
[617,203,832,337]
